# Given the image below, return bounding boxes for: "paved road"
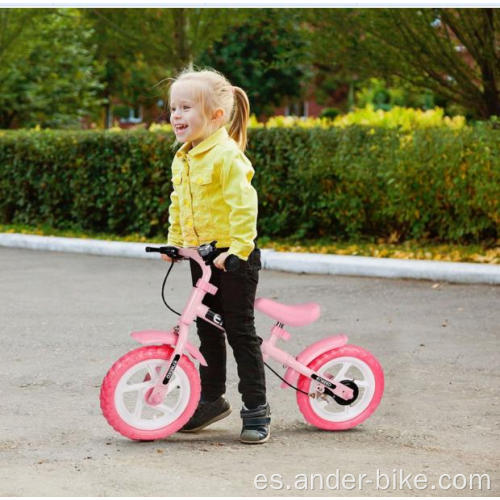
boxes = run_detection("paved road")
[1,247,499,496]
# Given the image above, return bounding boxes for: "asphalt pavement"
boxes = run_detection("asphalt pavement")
[0,247,499,496]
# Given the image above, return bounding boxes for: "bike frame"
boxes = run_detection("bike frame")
[142,247,354,405]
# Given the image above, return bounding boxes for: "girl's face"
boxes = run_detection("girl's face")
[169,83,208,147]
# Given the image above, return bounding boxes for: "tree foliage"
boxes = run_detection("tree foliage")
[79,8,247,127]
[196,9,311,118]
[0,9,104,129]
[306,8,500,119]
[3,8,498,128]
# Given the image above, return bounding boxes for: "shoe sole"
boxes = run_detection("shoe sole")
[240,429,271,444]
[179,407,232,433]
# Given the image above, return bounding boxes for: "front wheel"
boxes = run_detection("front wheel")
[296,345,384,430]
[100,345,200,440]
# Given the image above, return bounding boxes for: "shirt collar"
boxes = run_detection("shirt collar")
[176,126,229,159]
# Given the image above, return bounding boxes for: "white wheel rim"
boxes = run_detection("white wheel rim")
[308,356,376,422]
[114,358,191,430]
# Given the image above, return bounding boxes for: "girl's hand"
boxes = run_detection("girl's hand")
[160,246,179,262]
[213,251,230,271]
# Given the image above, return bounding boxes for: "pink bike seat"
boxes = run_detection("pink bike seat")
[254,297,320,327]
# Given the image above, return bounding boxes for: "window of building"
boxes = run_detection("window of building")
[121,106,143,124]
[284,101,308,118]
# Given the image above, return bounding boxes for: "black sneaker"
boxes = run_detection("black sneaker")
[240,402,271,444]
[179,396,231,433]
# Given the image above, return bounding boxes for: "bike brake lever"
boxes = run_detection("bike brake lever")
[198,240,218,264]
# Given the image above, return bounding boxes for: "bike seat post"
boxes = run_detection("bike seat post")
[262,321,292,363]
[269,322,291,346]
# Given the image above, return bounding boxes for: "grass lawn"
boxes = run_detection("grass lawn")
[1,223,498,265]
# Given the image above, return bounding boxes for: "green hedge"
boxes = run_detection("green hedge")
[0,126,498,243]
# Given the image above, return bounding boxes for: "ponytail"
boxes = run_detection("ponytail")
[228,86,250,152]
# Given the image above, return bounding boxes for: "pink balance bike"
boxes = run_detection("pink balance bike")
[100,242,384,440]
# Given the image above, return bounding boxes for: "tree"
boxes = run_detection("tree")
[80,8,247,127]
[0,9,104,129]
[195,9,311,118]
[78,9,153,128]
[306,8,500,119]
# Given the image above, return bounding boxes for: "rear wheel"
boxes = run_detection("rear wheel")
[100,345,200,440]
[296,345,384,430]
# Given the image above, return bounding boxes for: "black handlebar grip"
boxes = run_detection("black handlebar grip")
[225,254,241,272]
[145,246,180,259]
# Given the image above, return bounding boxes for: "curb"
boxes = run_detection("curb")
[0,233,498,285]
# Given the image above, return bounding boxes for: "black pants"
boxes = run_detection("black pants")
[189,248,267,408]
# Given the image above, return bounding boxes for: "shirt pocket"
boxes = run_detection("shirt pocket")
[192,165,215,188]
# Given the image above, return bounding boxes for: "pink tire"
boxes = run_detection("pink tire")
[100,345,200,441]
[296,345,384,430]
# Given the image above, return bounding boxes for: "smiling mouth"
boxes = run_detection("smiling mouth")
[175,124,188,131]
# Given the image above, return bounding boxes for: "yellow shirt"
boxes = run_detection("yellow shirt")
[166,126,258,261]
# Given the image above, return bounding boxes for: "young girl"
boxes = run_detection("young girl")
[161,67,270,444]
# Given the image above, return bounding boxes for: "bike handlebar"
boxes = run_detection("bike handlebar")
[145,241,241,272]
[145,245,180,259]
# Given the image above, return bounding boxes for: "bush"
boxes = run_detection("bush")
[319,108,341,120]
[0,125,498,243]
[0,129,174,236]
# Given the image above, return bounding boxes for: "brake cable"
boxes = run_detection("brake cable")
[263,360,309,395]
[161,260,181,316]
[161,259,307,394]
[161,259,198,324]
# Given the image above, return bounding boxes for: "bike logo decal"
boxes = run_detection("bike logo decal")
[311,374,336,389]
[163,354,180,384]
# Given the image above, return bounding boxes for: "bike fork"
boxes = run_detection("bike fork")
[147,325,187,405]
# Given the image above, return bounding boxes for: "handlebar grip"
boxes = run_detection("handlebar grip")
[145,246,180,259]
[225,254,241,272]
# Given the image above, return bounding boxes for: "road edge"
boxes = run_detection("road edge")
[1,232,498,284]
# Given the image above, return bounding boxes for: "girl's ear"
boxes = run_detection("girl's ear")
[212,108,224,121]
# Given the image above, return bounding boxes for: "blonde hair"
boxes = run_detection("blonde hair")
[168,66,250,151]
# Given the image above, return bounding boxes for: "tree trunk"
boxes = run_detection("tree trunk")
[105,101,113,129]
[479,9,499,118]
[172,9,191,70]
[102,87,113,129]
[480,70,500,119]
[0,111,16,129]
